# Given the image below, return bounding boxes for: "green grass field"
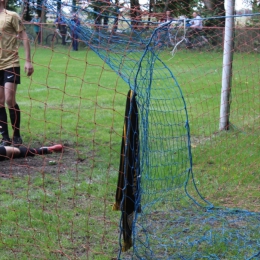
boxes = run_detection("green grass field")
[0,46,259,259]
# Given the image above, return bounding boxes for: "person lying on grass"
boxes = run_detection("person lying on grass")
[0,144,63,161]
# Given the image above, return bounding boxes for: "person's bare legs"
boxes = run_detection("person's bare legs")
[4,146,20,158]
[5,82,17,109]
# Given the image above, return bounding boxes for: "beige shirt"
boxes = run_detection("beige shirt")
[0,10,25,70]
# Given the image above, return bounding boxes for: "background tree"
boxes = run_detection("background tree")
[19,0,41,21]
[130,0,142,28]
[202,0,225,26]
[24,3,31,21]
[72,0,77,13]
[150,0,196,17]
[57,0,61,13]
[199,0,225,46]
[5,0,18,11]
[89,0,111,29]
[251,0,260,24]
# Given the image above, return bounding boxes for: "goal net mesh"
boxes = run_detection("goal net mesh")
[0,0,259,259]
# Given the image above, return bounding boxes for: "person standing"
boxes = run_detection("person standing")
[31,13,41,44]
[0,0,34,147]
[190,11,203,30]
[71,13,80,51]
[186,11,203,48]
[55,13,67,45]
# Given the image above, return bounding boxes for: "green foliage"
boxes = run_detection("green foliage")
[154,0,197,16]
[196,0,225,27]
[6,0,20,11]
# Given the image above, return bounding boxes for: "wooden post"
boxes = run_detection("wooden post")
[219,0,235,130]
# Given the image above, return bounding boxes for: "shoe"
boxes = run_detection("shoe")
[12,136,23,147]
[41,144,63,153]
[0,137,11,147]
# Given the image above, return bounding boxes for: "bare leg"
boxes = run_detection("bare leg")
[4,82,17,108]
[4,146,21,158]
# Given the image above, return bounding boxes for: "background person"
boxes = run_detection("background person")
[0,144,63,161]
[186,11,203,48]
[31,13,41,44]
[55,13,67,45]
[71,13,80,51]
[0,0,34,147]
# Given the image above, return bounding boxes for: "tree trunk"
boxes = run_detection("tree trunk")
[203,0,225,24]
[130,0,141,29]
[163,0,169,13]
[40,0,46,23]
[72,0,77,13]
[24,1,31,21]
[203,0,214,10]
[57,1,61,13]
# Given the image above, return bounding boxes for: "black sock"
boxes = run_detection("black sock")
[9,104,21,137]
[0,146,7,161]
[0,107,9,139]
[18,147,49,158]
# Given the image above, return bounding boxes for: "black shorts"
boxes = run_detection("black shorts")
[0,67,21,86]
[0,146,7,161]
